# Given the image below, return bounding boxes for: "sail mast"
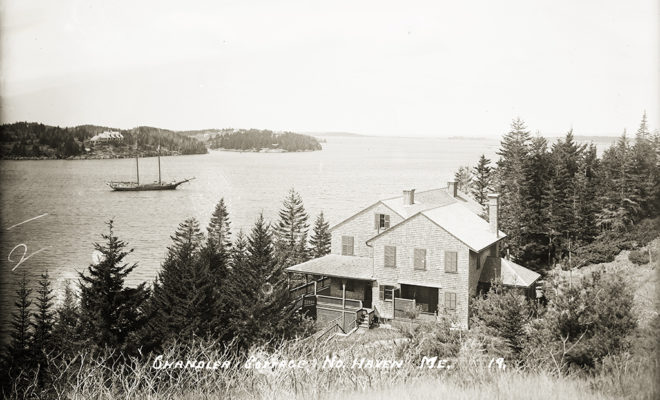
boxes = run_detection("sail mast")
[135,131,139,185]
[158,137,161,184]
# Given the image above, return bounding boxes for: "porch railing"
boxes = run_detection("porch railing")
[317,295,362,310]
[290,277,331,299]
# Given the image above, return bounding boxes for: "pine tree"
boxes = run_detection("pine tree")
[273,188,310,267]
[149,218,216,346]
[471,155,492,216]
[309,212,331,258]
[78,220,150,354]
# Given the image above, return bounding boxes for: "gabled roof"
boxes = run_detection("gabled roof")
[330,201,402,231]
[285,254,375,280]
[366,203,504,252]
[479,256,541,288]
[421,203,506,252]
[330,187,482,231]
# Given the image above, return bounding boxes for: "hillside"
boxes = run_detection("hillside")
[207,128,322,152]
[0,122,208,160]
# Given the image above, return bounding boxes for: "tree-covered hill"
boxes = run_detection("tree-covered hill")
[207,129,322,152]
[0,122,208,159]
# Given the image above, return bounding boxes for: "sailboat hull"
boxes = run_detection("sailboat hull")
[107,179,193,191]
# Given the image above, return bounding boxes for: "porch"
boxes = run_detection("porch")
[286,254,376,332]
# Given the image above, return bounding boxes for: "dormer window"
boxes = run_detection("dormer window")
[374,213,390,230]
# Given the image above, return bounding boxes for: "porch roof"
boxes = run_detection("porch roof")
[285,254,375,281]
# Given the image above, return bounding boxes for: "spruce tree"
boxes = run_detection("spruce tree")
[309,212,331,258]
[454,165,473,192]
[231,230,249,272]
[224,214,303,350]
[496,118,531,259]
[519,136,552,272]
[149,218,216,346]
[548,130,584,266]
[8,272,33,365]
[206,198,232,270]
[471,155,492,216]
[51,280,79,357]
[273,188,310,267]
[78,220,150,354]
[31,271,55,359]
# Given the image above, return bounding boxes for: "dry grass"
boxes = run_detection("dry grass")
[8,333,657,400]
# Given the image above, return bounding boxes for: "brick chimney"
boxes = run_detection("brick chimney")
[447,180,457,197]
[488,193,499,236]
[403,189,415,205]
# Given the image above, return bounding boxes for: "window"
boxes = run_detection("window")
[444,292,457,311]
[341,236,354,256]
[384,245,396,268]
[445,251,458,273]
[414,248,427,270]
[344,280,354,291]
[379,285,395,301]
[374,213,390,230]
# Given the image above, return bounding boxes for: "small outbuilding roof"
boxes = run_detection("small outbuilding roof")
[285,254,375,281]
[479,256,541,288]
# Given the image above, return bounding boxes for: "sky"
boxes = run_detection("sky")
[0,0,658,137]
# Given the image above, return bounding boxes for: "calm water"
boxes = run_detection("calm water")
[0,135,613,339]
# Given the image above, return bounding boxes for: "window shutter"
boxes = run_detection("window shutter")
[379,285,385,300]
[445,251,457,272]
[414,248,426,269]
[385,246,396,267]
[374,213,379,229]
[384,214,390,228]
[444,292,456,311]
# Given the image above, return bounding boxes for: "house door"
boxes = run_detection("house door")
[364,282,372,308]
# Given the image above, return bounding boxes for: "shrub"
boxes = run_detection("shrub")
[628,249,650,265]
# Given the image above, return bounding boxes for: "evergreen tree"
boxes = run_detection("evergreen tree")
[78,220,150,354]
[630,111,658,218]
[496,118,531,259]
[518,136,552,271]
[30,271,55,358]
[471,155,492,216]
[51,280,79,357]
[454,165,473,192]
[597,133,640,231]
[8,272,33,365]
[231,230,249,272]
[471,280,532,361]
[224,214,304,350]
[148,218,216,346]
[207,198,232,256]
[28,271,56,397]
[548,130,585,266]
[309,212,331,258]
[273,188,310,267]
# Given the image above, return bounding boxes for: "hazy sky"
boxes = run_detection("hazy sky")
[1,0,658,136]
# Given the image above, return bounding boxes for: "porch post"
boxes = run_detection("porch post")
[314,280,317,295]
[342,279,346,330]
